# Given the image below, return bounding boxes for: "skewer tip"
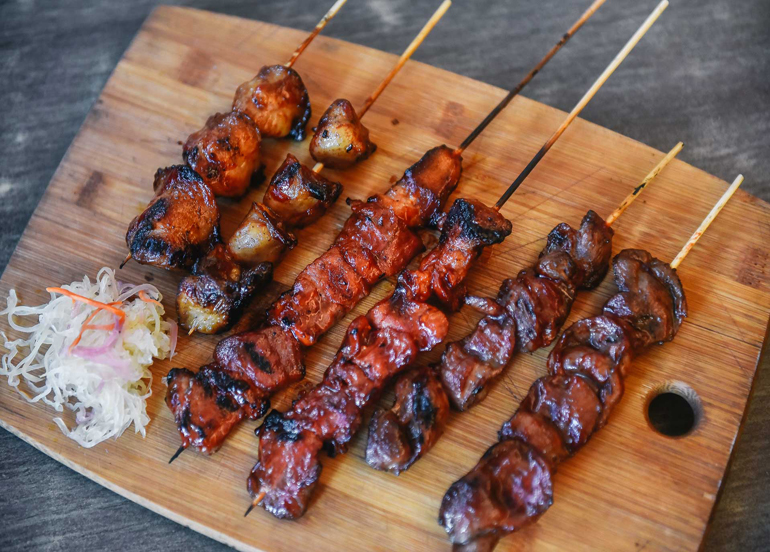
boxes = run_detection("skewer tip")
[119,253,132,269]
[168,445,185,464]
[244,491,267,518]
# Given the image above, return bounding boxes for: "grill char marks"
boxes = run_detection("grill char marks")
[165,146,464,453]
[263,153,342,228]
[310,99,377,169]
[250,198,511,519]
[126,165,220,271]
[232,65,311,140]
[441,210,613,412]
[439,249,688,548]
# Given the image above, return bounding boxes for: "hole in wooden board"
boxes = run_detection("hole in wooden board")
[645,382,702,437]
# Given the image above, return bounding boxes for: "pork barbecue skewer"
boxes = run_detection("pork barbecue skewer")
[439,173,744,552]
[163,0,607,460]
[245,4,663,518]
[366,142,683,474]
[175,2,452,335]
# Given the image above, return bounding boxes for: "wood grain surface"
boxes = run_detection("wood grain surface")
[1,6,769,552]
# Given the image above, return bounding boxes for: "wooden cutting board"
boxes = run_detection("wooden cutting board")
[1,6,768,551]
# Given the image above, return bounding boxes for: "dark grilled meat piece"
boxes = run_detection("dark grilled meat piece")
[176,243,272,334]
[126,165,220,271]
[263,153,343,227]
[232,65,311,140]
[441,210,613,411]
[183,111,261,198]
[227,202,297,266]
[165,326,304,453]
[309,99,377,169]
[439,249,687,549]
[365,365,449,474]
[249,198,511,520]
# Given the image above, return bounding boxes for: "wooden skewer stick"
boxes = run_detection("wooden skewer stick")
[494,0,669,210]
[670,174,743,269]
[245,490,267,518]
[168,445,185,464]
[285,0,349,69]
[312,0,451,175]
[605,141,684,226]
[119,253,132,269]
[454,0,608,156]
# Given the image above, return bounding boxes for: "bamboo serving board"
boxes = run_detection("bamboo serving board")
[1,6,769,551]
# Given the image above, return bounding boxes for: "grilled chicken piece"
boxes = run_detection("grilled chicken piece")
[233,65,311,140]
[126,165,220,271]
[439,250,688,549]
[366,365,449,474]
[227,202,297,266]
[177,243,272,334]
[309,99,377,169]
[183,111,261,198]
[263,153,343,227]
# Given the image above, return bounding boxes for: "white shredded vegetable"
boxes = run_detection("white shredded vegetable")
[0,267,176,448]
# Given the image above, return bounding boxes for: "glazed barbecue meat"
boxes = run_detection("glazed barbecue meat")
[309,99,377,169]
[227,202,297,266]
[365,365,449,474]
[183,111,261,197]
[165,326,304,453]
[442,210,613,411]
[176,244,272,334]
[439,249,687,549]
[126,165,220,271]
[232,65,311,140]
[263,153,343,227]
[165,145,465,453]
[249,198,511,519]
[366,211,613,475]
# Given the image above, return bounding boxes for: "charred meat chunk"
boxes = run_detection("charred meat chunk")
[126,165,220,271]
[309,99,377,169]
[183,111,261,197]
[177,243,272,334]
[263,153,342,227]
[233,65,311,140]
[365,365,450,474]
[227,202,297,266]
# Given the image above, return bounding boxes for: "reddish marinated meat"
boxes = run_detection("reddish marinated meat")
[166,146,464,454]
[439,249,688,549]
[183,111,261,198]
[232,65,311,140]
[165,326,304,454]
[176,244,272,334]
[249,198,511,519]
[126,165,220,271]
[263,153,342,227]
[309,99,377,169]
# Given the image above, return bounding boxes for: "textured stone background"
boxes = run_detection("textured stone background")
[0,0,768,550]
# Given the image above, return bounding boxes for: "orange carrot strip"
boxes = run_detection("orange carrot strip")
[46,287,126,324]
[138,290,163,307]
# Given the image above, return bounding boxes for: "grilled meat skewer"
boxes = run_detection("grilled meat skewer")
[439,248,687,550]
[249,198,512,519]
[366,210,613,473]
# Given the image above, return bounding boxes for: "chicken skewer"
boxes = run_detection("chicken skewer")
[366,142,683,474]
[439,174,744,552]
[164,0,607,460]
[246,5,665,518]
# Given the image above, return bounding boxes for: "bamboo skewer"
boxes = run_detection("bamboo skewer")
[285,0,349,69]
[670,174,744,269]
[311,0,452,175]
[495,0,670,210]
[606,141,684,226]
[454,0,608,156]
